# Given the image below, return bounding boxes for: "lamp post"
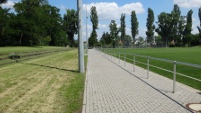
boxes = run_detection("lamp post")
[78,0,84,73]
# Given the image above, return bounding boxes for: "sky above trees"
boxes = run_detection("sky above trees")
[1,0,201,40]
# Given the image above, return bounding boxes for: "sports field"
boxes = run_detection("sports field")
[103,47,201,90]
[0,47,85,113]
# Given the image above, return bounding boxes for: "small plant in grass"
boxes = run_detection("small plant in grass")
[8,53,20,62]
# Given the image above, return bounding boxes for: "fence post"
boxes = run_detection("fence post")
[124,54,126,67]
[133,55,135,72]
[111,52,112,59]
[147,56,150,79]
[119,53,120,64]
[173,61,177,93]
[114,53,115,61]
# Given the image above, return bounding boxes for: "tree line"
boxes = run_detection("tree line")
[89,4,201,48]
[0,0,78,47]
[1,1,201,48]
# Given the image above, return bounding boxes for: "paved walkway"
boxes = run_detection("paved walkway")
[82,49,201,113]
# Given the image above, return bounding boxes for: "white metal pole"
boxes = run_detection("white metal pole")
[85,0,88,54]
[133,55,135,72]
[147,56,150,79]
[173,61,177,93]
[119,53,120,64]
[78,0,84,73]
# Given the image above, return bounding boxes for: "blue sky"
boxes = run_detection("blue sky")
[2,0,201,41]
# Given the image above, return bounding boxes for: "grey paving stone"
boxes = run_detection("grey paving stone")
[82,49,201,113]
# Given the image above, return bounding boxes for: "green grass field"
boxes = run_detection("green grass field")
[0,46,65,54]
[103,47,201,90]
[0,46,71,66]
[0,47,85,113]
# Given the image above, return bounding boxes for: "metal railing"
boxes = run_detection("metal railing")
[99,49,201,93]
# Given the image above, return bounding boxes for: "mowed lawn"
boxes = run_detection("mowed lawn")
[104,47,201,90]
[0,46,65,54]
[0,49,85,113]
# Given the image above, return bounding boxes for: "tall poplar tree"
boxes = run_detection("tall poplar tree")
[171,4,181,44]
[131,11,138,43]
[120,13,126,46]
[88,6,98,48]
[109,20,118,48]
[183,10,193,46]
[146,8,155,44]
[197,7,201,43]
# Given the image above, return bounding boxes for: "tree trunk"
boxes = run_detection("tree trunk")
[67,32,75,47]
[19,32,23,46]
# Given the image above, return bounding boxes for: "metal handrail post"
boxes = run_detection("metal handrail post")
[173,61,177,93]
[114,53,115,61]
[124,54,126,67]
[133,55,135,72]
[147,56,150,79]
[111,52,112,59]
[119,53,120,64]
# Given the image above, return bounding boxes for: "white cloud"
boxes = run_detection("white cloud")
[174,0,201,8]
[83,2,145,39]
[83,2,145,20]
[192,17,199,34]
[1,1,15,9]
[98,23,107,29]
[59,5,66,11]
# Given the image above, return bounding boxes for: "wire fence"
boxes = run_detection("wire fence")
[98,49,201,93]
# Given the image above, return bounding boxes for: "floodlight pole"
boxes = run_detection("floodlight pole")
[78,0,85,73]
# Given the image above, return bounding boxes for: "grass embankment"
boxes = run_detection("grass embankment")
[0,46,65,54]
[104,47,201,90]
[0,49,85,113]
[0,46,70,66]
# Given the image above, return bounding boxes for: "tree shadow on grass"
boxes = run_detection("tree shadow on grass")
[24,63,79,73]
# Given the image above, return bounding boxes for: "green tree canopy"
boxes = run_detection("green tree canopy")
[63,9,78,47]
[131,11,139,42]
[0,7,10,46]
[183,10,193,46]
[100,32,112,46]
[146,8,155,44]
[155,12,173,47]
[90,6,98,30]
[120,13,126,46]
[0,0,67,46]
[197,7,201,43]
[0,0,7,4]
[109,20,119,48]
[88,6,99,48]
[171,4,181,45]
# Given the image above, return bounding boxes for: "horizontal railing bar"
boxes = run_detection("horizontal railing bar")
[177,61,201,69]
[149,57,173,63]
[100,49,201,91]
[125,58,132,61]
[105,50,201,69]
[150,64,173,73]
[177,72,201,82]
[135,60,147,66]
